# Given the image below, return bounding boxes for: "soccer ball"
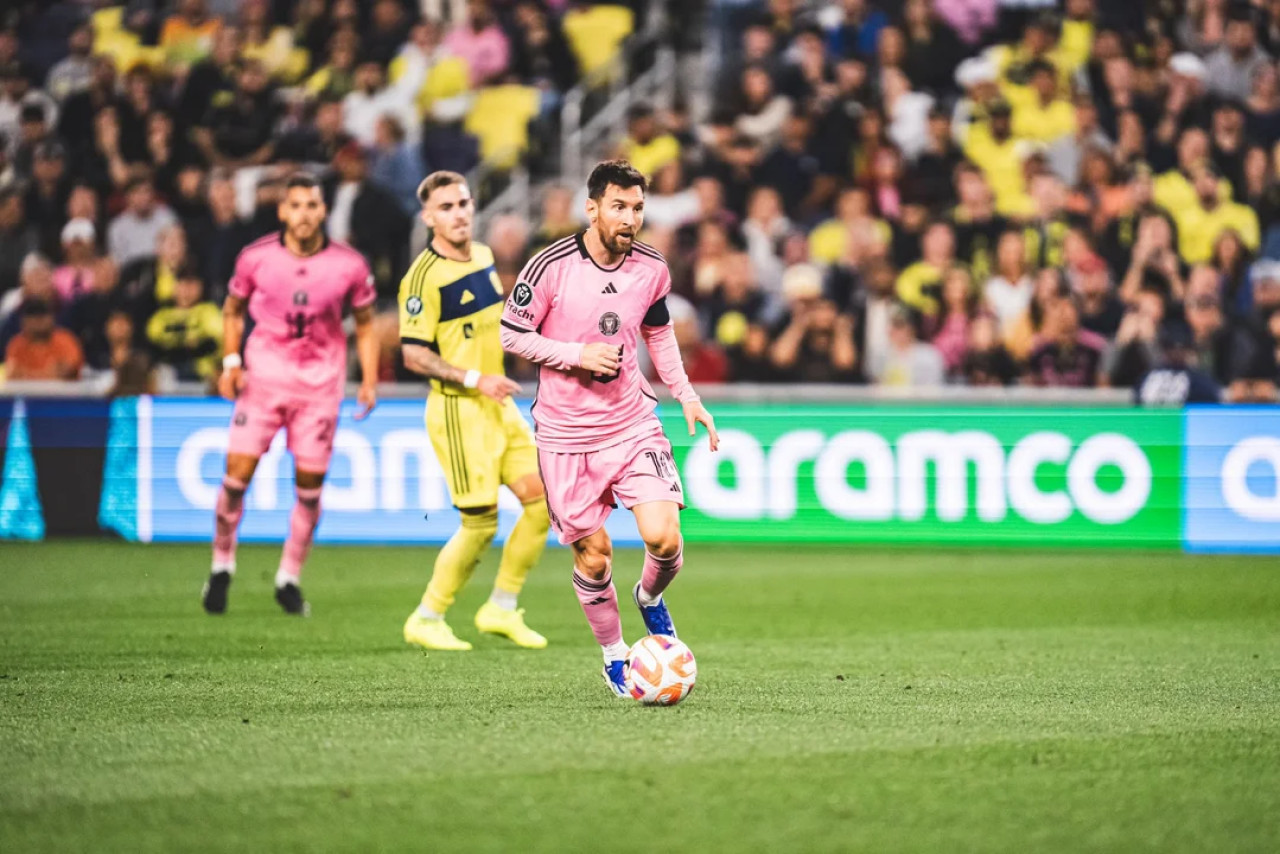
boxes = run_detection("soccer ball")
[624,634,697,706]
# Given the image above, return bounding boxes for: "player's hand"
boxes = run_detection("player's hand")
[683,400,719,452]
[477,374,521,402]
[354,381,377,420]
[218,366,244,401]
[580,342,621,376]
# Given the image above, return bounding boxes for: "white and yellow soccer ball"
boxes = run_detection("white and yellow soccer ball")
[624,634,697,706]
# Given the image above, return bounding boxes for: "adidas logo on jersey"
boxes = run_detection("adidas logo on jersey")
[460,289,475,304]
[601,283,618,294]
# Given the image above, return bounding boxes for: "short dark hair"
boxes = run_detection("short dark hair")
[416,170,467,205]
[174,264,203,283]
[21,298,53,317]
[587,159,647,201]
[286,172,321,191]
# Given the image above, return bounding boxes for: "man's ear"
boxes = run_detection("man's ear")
[586,197,598,224]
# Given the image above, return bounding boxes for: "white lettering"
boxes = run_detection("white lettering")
[813,430,895,521]
[323,430,375,511]
[767,430,823,519]
[1221,436,1280,521]
[684,430,765,520]
[1007,432,1072,524]
[897,430,1007,522]
[380,429,447,512]
[1066,433,1151,524]
[175,427,226,509]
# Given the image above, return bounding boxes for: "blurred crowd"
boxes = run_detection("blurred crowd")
[3,1,1280,404]
[0,0,622,390]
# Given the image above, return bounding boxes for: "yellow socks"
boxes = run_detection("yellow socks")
[493,498,550,601]
[422,508,498,615]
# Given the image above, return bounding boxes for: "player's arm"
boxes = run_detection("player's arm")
[639,295,719,451]
[352,304,378,419]
[218,294,246,401]
[399,268,518,401]
[498,278,619,374]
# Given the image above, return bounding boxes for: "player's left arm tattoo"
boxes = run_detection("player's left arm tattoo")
[401,341,466,385]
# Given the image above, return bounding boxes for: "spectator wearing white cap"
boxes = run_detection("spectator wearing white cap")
[53,217,99,304]
[768,262,858,383]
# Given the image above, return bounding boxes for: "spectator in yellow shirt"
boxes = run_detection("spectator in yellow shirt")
[1012,60,1076,143]
[146,267,223,381]
[1176,163,1260,264]
[617,103,680,181]
[964,98,1031,217]
[896,221,956,318]
[807,186,892,267]
[1154,127,1232,215]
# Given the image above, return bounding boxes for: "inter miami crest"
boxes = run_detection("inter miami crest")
[512,282,533,306]
[599,311,620,336]
[405,295,423,316]
[292,291,308,306]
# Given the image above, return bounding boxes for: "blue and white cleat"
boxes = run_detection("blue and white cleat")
[602,660,628,698]
[632,582,677,638]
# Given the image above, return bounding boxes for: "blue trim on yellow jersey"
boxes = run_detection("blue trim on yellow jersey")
[438,268,503,323]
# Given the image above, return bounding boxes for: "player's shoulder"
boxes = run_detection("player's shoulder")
[325,237,369,266]
[403,244,445,289]
[519,234,580,286]
[236,232,282,265]
[629,239,669,271]
[470,240,496,267]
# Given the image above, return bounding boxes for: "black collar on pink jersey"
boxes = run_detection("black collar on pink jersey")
[277,230,330,258]
[575,230,630,272]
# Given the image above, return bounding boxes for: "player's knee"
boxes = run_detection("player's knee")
[522,497,550,534]
[296,485,322,509]
[571,539,612,580]
[295,469,326,491]
[643,522,682,559]
[460,507,499,544]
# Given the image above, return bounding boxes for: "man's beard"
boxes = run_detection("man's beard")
[602,228,632,255]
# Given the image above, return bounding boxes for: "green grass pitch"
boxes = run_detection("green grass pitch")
[1,541,1278,852]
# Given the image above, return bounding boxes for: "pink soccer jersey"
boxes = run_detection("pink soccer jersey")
[229,234,375,398]
[501,233,685,452]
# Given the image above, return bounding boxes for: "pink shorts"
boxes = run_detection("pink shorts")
[538,431,685,544]
[227,379,340,472]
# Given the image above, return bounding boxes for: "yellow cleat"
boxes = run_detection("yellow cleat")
[474,603,548,649]
[403,613,473,651]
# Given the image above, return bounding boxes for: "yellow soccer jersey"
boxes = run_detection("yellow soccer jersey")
[399,241,507,394]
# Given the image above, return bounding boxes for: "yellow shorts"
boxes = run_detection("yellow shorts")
[426,392,539,509]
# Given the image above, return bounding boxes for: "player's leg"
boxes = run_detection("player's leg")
[612,435,687,637]
[630,501,683,637]
[204,383,282,614]
[541,444,627,693]
[570,526,630,696]
[274,399,339,615]
[404,395,498,650]
[473,401,550,648]
[271,466,325,616]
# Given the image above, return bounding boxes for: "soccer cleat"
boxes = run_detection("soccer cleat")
[474,602,548,649]
[403,613,473,651]
[632,582,677,638]
[274,582,310,616]
[602,660,628,697]
[202,570,232,614]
